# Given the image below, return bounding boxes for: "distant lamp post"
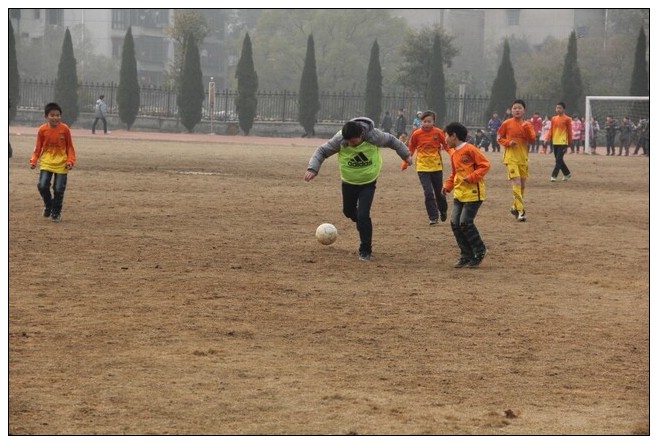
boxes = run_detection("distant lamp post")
[209,77,216,135]
[458,81,466,123]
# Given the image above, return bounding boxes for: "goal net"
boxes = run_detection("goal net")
[584,96,649,154]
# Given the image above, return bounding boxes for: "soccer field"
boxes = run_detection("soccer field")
[8,129,649,435]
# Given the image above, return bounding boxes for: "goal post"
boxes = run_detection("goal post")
[584,96,649,154]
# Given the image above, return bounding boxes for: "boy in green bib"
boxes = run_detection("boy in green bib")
[305,117,413,261]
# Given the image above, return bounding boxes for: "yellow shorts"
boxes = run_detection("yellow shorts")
[506,163,529,180]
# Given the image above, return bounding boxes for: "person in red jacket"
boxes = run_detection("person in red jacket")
[30,102,77,222]
[529,112,543,153]
[497,99,536,222]
[403,110,452,224]
[441,122,491,268]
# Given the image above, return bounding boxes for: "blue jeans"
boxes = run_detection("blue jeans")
[342,181,376,255]
[38,170,68,215]
[418,171,447,221]
[450,199,485,260]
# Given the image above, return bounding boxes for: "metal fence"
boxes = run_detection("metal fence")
[17,79,555,129]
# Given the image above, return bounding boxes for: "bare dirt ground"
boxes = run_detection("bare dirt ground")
[8,126,649,435]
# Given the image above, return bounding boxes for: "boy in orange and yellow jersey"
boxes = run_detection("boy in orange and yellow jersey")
[497,99,536,222]
[30,102,76,222]
[402,110,453,224]
[441,122,491,268]
[544,102,573,182]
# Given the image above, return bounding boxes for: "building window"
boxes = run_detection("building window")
[112,9,130,30]
[135,36,166,63]
[46,9,63,26]
[506,9,520,26]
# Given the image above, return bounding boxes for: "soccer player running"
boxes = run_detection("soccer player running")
[403,110,452,225]
[544,102,573,182]
[304,117,413,261]
[441,122,491,268]
[497,99,536,222]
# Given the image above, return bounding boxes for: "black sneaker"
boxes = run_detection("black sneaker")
[51,213,62,223]
[358,252,372,262]
[510,208,519,217]
[43,207,52,218]
[454,257,471,268]
[467,250,488,268]
[440,212,447,222]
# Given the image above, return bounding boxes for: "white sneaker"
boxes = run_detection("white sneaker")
[517,211,527,222]
[550,177,557,182]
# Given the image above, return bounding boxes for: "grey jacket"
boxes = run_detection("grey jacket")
[307,117,410,174]
[95,99,107,118]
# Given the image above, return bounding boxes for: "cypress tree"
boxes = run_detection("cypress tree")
[364,40,382,127]
[235,32,258,136]
[485,40,516,122]
[54,28,79,126]
[118,26,140,130]
[9,19,20,123]
[630,27,649,96]
[177,34,205,132]
[560,31,584,117]
[426,33,446,126]
[630,27,649,119]
[298,34,320,137]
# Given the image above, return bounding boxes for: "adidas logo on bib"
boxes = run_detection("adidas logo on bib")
[348,152,372,168]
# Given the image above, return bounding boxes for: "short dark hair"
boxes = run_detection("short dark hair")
[44,102,62,116]
[420,110,436,121]
[557,101,566,109]
[100,94,105,99]
[444,122,468,142]
[342,121,364,139]
[513,99,526,109]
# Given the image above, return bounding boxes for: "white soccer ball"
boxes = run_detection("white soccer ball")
[315,223,338,245]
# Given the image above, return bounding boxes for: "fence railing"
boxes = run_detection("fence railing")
[17,79,555,129]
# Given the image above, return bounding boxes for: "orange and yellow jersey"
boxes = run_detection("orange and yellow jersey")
[545,114,573,146]
[407,126,451,172]
[497,117,535,165]
[30,123,76,174]
[443,142,490,203]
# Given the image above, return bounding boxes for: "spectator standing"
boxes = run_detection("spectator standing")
[618,116,634,156]
[529,112,543,153]
[540,116,552,154]
[571,114,583,154]
[604,115,617,156]
[412,111,422,132]
[380,111,393,133]
[589,116,600,155]
[395,108,408,138]
[487,112,503,152]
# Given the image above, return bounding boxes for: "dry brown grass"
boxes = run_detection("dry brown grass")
[8,129,649,435]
